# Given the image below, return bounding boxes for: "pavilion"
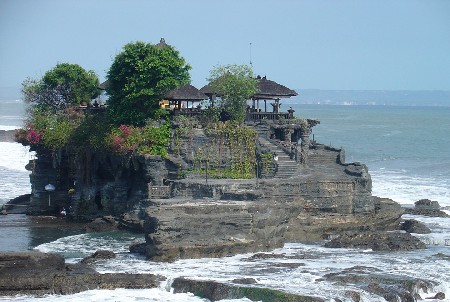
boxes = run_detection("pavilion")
[200,75,298,121]
[252,75,298,114]
[164,84,208,111]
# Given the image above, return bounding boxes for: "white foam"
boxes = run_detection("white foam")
[0,125,20,130]
[0,288,211,302]
[0,143,33,172]
[371,169,450,207]
[34,231,144,259]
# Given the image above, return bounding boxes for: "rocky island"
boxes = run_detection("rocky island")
[22,113,406,261]
[3,40,444,301]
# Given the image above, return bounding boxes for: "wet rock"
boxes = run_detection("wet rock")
[81,250,116,264]
[129,241,147,254]
[400,219,431,234]
[324,231,426,251]
[232,278,258,284]
[3,194,31,214]
[321,266,437,302]
[427,292,445,300]
[344,290,361,302]
[247,253,304,260]
[0,251,164,296]
[415,199,441,210]
[403,199,450,218]
[433,253,450,261]
[85,216,119,232]
[172,277,325,301]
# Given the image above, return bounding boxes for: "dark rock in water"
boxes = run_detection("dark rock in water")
[81,250,116,264]
[400,219,432,234]
[344,290,361,302]
[403,208,450,218]
[403,199,450,218]
[415,199,441,210]
[3,194,31,214]
[320,266,437,302]
[433,253,450,261]
[324,231,426,251]
[172,277,325,302]
[426,292,446,300]
[232,278,258,284]
[0,251,164,296]
[129,241,147,254]
[85,216,119,232]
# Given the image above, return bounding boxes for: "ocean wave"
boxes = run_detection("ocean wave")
[0,125,20,130]
[0,143,33,171]
[371,170,450,207]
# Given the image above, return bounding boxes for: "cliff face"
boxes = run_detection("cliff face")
[26,124,402,261]
[27,148,172,217]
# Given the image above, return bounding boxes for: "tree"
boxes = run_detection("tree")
[22,63,99,112]
[207,64,259,123]
[106,41,191,126]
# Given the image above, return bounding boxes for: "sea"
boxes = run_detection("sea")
[0,92,449,302]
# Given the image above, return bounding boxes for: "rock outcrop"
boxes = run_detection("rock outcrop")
[400,219,432,234]
[403,199,450,218]
[172,277,325,302]
[319,266,439,302]
[324,231,426,251]
[24,120,405,261]
[0,251,164,296]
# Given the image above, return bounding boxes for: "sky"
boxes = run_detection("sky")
[1,0,450,93]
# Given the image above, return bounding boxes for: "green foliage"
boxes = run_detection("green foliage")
[207,64,258,123]
[69,113,114,152]
[22,63,99,112]
[193,122,257,179]
[15,107,83,150]
[260,152,274,176]
[107,122,171,158]
[172,115,197,155]
[106,41,191,126]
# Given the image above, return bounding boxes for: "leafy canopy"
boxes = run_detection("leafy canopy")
[22,63,99,112]
[207,64,259,123]
[106,41,191,126]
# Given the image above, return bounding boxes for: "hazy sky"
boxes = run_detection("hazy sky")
[1,0,449,91]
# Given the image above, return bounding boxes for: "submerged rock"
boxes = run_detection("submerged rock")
[0,251,164,296]
[81,250,116,264]
[426,292,446,300]
[319,266,438,302]
[324,231,426,251]
[85,216,119,232]
[400,219,432,234]
[171,277,325,302]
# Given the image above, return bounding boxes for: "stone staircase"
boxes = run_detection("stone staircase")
[257,137,298,179]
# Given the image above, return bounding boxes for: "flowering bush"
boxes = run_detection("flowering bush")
[15,127,44,146]
[107,123,171,157]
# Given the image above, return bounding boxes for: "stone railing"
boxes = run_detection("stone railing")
[149,185,170,199]
[246,112,290,121]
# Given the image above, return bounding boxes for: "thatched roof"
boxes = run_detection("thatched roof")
[199,82,214,95]
[253,76,297,99]
[156,38,169,50]
[98,80,109,90]
[165,84,208,100]
[200,75,297,99]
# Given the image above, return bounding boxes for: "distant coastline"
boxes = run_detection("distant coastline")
[290,89,450,106]
[1,86,450,106]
